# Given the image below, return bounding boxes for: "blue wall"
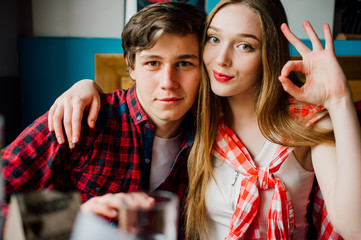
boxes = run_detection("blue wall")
[18,37,122,126]
[207,0,218,12]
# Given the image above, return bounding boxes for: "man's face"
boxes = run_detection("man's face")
[129,33,200,129]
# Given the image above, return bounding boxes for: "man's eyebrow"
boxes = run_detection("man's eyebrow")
[139,54,162,60]
[176,54,199,60]
[139,54,199,60]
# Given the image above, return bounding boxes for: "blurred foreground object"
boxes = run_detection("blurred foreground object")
[4,190,81,240]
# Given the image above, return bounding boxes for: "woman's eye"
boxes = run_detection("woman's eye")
[208,36,219,44]
[238,44,254,51]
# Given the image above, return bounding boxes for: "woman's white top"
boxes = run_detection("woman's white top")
[205,140,314,240]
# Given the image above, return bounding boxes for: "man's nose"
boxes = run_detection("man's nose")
[160,65,179,89]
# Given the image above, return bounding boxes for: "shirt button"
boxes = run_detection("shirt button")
[145,123,151,128]
[137,115,142,121]
[145,158,150,164]
[95,187,100,192]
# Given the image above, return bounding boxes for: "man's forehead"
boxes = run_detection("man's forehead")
[138,53,199,60]
[136,33,200,60]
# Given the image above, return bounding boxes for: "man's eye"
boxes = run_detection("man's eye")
[177,61,193,67]
[147,61,159,67]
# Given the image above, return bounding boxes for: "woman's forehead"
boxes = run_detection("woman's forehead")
[209,3,262,39]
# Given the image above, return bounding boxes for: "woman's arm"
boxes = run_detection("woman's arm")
[48,79,103,148]
[280,21,361,239]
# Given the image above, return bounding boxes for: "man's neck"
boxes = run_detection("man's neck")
[154,118,184,138]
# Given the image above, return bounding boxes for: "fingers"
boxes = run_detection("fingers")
[48,101,57,132]
[323,23,334,52]
[278,75,303,100]
[52,104,65,145]
[281,23,310,55]
[302,21,323,51]
[87,97,101,129]
[81,194,120,218]
[80,193,155,219]
[280,60,304,77]
[71,102,85,145]
[63,100,74,149]
[279,60,304,100]
[120,192,155,210]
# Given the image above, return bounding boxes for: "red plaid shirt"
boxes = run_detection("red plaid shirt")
[1,85,195,234]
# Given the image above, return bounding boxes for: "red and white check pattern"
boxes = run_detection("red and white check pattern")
[211,100,343,240]
[312,185,342,240]
[213,117,295,240]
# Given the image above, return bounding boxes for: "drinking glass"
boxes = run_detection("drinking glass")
[118,191,179,240]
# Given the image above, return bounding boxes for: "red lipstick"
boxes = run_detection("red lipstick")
[213,70,233,82]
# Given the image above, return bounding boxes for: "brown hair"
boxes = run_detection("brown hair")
[121,2,206,69]
[186,0,334,239]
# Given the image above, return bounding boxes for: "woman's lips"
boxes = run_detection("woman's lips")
[213,70,233,82]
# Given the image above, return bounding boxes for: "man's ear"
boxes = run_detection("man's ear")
[125,56,136,80]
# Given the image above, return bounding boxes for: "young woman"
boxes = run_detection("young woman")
[48,0,361,239]
[186,1,361,239]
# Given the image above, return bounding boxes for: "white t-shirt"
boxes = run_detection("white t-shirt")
[149,132,183,191]
[205,140,314,240]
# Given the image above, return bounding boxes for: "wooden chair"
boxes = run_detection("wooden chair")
[95,53,134,93]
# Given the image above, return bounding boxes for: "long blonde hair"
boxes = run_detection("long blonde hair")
[185,0,334,239]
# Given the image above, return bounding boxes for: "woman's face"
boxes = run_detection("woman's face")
[203,3,263,99]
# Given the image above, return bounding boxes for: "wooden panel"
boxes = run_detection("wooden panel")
[349,81,361,102]
[291,56,361,102]
[95,53,134,93]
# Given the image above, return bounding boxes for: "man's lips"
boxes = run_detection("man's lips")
[213,70,233,82]
[157,97,183,105]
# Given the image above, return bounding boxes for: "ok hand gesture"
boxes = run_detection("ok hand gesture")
[279,21,351,109]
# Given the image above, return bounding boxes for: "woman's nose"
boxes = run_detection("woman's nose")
[215,46,232,67]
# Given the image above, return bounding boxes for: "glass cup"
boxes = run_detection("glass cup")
[118,191,179,240]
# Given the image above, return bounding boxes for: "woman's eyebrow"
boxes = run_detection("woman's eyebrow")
[208,25,261,42]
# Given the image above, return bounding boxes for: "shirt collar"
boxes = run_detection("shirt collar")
[126,84,149,125]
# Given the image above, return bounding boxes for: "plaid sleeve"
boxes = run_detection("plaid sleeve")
[289,99,327,126]
[1,112,67,204]
[311,182,342,240]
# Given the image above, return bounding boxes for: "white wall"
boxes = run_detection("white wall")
[32,0,335,39]
[32,0,125,38]
[281,0,335,39]
[125,0,137,26]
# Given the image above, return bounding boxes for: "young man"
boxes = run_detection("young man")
[1,2,205,235]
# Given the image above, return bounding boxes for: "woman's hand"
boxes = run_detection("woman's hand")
[279,21,351,109]
[80,192,155,219]
[48,79,102,148]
